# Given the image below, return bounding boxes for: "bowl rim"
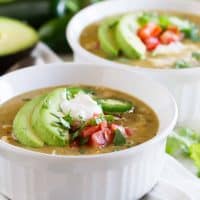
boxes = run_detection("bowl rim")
[0,63,178,160]
[66,0,200,74]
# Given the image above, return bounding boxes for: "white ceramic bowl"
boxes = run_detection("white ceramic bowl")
[0,63,177,200]
[67,0,200,128]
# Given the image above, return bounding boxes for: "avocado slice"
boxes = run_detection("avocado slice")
[0,17,38,72]
[13,96,44,148]
[98,17,120,57]
[116,14,146,59]
[32,88,69,146]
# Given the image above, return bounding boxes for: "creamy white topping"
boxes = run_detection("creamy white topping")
[60,92,102,120]
[170,17,190,30]
[153,42,185,56]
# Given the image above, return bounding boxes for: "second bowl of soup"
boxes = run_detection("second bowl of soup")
[0,63,177,200]
[67,0,200,126]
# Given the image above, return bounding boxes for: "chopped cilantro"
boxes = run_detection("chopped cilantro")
[113,129,126,146]
[192,52,200,61]
[63,113,73,124]
[79,137,89,145]
[182,25,200,41]
[137,12,158,26]
[104,115,115,123]
[71,130,80,140]
[158,15,171,29]
[174,60,190,69]
[59,117,70,129]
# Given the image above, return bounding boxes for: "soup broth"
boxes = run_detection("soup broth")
[0,86,159,155]
[80,11,200,69]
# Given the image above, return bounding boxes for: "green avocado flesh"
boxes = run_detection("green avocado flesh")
[0,17,38,56]
[115,14,146,59]
[13,96,44,148]
[98,14,146,59]
[98,17,120,57]
[31,88,69,146]
[13,88,69,147]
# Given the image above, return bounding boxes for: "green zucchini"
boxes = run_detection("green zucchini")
[98,98,133,113]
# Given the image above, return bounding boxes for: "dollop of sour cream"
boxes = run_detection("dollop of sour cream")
[153,42,185,56]
[60,92,102,120]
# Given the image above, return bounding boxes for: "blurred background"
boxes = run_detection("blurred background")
[0,0,104,54]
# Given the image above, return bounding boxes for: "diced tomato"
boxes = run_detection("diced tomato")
[151,25,162,37]
[110,123,128,137]
[144,37,160,51]
[159,30,182,44]
[100,121,108,130]
[167,25,180,34]
[110,123,119,132]
[138,23,162,41]
[81,125,100,138]
[125,127,134,137]
[103,128,114,144]
[89,130,106,147]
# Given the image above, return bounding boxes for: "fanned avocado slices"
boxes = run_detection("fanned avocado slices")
[31,88,69,146]
[13,96,44,148]
[0,17,38,72]
[115,14,146,59]
[98,17,120,57]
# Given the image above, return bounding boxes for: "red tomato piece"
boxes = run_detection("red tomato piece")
[103,128,114,144]
[167,25,180,34]
[159,30,181,45]
[138,23,162,41]
[125,127,134,137]
[144,37,160,51]
[89,130,106,147]
[110,123,119,132]
[81,125,100,138]
[151,25,162,37]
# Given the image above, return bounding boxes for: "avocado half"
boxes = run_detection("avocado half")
[0,17,39,73]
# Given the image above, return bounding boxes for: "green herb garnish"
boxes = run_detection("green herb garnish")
[50,113,70,130]
[71,130,80,140]
[137,12,158,26]
[166,127,200,177]
[192,52,200,61]
[182,25,200,41]
[104,115,115,123]
[79,137,89,145]
[158,15,171,29]
[63,113,73,124]
[166,127,200,155]
[174,60,190,69]
[59,117,70,129]
[113,129,126,146]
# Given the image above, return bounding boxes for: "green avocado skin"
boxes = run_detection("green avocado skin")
[32,88,69,146]
[13,96,44,148]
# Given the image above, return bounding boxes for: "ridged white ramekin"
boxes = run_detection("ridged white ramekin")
[67,0,200,127]
[0,63,177,200]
